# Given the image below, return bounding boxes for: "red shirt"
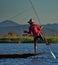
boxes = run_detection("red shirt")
[29,24,42,37]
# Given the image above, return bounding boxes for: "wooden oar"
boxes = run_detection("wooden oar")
[42,32,56,59]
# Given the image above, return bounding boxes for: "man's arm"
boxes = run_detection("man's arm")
[24,31,30,34]
[24,27,31,34]
[37,25,43,31]
[39,26,43,31]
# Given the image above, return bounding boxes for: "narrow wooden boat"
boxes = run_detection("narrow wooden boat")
[0,52,45,58]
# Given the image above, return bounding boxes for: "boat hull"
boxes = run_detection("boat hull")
[0,52,45,58]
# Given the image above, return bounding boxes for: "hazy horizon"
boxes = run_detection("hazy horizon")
[0,19,58,25]
[0,0,58,25]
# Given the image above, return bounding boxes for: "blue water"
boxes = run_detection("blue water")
[0,43,58,65]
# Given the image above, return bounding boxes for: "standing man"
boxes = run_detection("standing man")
[24,18,48,53]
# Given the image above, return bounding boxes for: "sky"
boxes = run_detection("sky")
[0,0,58,25]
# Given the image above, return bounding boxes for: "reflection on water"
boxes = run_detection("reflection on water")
[0,43,58,65]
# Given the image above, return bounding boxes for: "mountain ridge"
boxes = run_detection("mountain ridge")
[0,20,58,36]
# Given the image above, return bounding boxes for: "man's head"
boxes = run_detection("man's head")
[28,19,34,24]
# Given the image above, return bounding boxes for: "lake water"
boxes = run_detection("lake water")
[0,43,58,65]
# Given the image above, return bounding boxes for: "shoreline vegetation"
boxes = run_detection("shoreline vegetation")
[0,35,58,43]
[0,32,58,43]
[17,36,58,43]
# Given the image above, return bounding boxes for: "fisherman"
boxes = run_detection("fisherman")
[24,18,49,53]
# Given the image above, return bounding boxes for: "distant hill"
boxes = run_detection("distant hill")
[0,20,19,26]
[42,23,58,36]
[0,20,29,35]
[0,20,58,36]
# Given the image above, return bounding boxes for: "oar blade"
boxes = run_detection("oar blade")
[49,47,56,59]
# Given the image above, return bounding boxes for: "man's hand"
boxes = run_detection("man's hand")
[40,26,43,29]
[24,31,27,33]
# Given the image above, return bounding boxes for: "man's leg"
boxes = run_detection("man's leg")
[34,35,43,53]
[39,35,50,45]
[34,37,38,53]
[39,35,44,41]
